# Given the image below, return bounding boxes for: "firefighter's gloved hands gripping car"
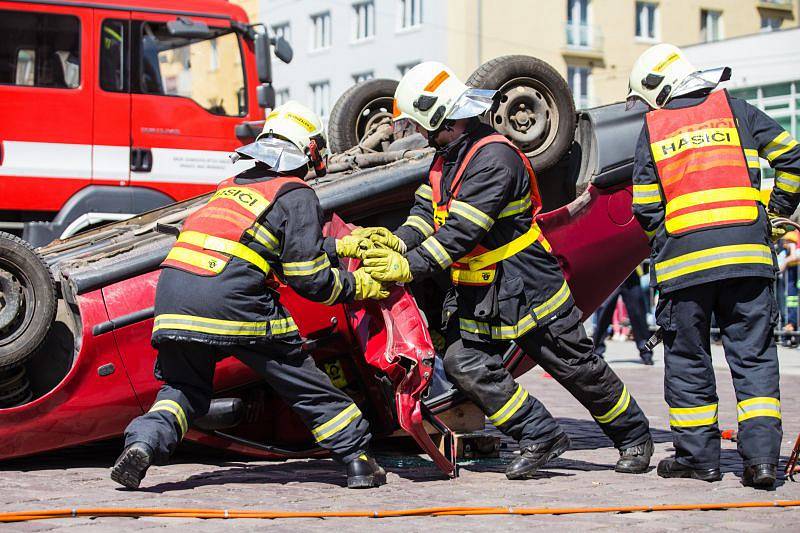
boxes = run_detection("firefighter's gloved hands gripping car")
[628,44,800,488]
[111,101,387,491]
[365,61,654,480]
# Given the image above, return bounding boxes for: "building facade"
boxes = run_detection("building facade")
[236,0,798,119]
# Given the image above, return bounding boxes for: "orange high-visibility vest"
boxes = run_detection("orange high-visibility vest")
[429,133,549,286]
[162,176,308,277]
[645,90,760,236]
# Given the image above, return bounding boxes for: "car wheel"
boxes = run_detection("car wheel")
[0,232,56,368]
[467,55,577,172]
[328,78,399,154]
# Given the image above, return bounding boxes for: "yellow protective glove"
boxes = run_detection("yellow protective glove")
[362,248,413,283]
[352,268,391,300]
[352,226,407,254]
[336,235,373,259]
[768,212,788,243]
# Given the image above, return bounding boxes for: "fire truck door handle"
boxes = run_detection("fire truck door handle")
[0,140,4,166]
[130,147,152,172]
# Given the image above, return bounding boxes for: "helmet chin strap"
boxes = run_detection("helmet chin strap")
[427,120,455,149]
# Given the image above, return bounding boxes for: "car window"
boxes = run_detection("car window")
[100,20,128,92]
[138,22,246,116]
[0,10,80,89]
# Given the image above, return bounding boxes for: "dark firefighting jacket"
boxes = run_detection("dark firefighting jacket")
[633,89,800,294]
[394,123,573,342]
[152,165,354,347]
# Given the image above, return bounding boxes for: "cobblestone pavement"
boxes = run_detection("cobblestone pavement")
[3,340,800,532]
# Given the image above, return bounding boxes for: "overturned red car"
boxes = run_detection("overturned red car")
[0,56,649,478]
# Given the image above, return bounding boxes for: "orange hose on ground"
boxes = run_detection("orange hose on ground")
[2,501,800,522]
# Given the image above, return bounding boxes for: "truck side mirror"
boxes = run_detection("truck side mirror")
[271,36,293,64]
[255,33,273,84]
[257,84,276,109]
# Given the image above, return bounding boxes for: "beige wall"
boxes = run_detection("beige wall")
[234,0,261,24]
[446,0,798,106]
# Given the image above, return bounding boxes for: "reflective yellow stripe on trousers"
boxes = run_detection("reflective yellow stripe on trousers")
[737,397,781,422]
[594,386,631,424]
[488,384,529,426]
[669,403,718,428]
[311,403,362,442]
[654,244,773,284]
[150,399,189,437]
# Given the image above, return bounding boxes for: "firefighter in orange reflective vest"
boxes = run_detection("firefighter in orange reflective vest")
[112,102,388,490]
[629,44,800,488]
[357,62,653,480]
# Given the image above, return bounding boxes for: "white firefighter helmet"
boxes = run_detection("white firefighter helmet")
[233,100,329,175]
[393,61,497,132]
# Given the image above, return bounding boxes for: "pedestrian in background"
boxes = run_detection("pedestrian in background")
[780,230,799,346]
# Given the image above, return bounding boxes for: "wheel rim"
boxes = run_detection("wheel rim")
[0,258,36,348]
[489,76,560,157]
[354,96,395,147]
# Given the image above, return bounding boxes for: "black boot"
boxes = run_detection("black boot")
[742,463,776,488]
[657,457,721,482]
[615,437,654,474]
[639,351,654,366]
[506,433,570,480]
[111,442,154,489]
[346,453,386,489]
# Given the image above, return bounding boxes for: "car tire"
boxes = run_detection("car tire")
[328,78,399,154]
[0,232,56,368]
[467,55,577,172]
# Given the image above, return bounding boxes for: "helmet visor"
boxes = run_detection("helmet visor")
[447,88,498,120]
[231,136,309,171]
[672,67,731,99]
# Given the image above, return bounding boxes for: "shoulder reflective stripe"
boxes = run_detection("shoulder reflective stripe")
[459,318,491,336]
[311,403,362,442]
[209,186,271,216]
[467,224,542,271]
[776,171,800,194]
[744,148,761,169]
[594,386,631,424]
[762,131,799,162]
[401,215,435,238]
[655,244,773,283]
[633,184,662,205]
[665,206,760,234]
[449,200,494,231]
[322,269,343,306]
[421,236,453,269]
[149,400,188,436]
[669,403,718,428]
[282,253,331,277]
[488,385,529,426]
[498,194,532,218]
[533,281,572,321]
[247,223,280,252]
[153,314,268,336]
[651,127,740,163]
[270,317,298,335]
[737,397,781,422]
[665,187,761,216]
[415,184,433,201]
[178,231,270,274]
[165,247,227,274]
[492,314,538,340]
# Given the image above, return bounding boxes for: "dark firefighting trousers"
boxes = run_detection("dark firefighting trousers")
[786,265,798,328]
[592,272,652,359]
[658,277,782,469]
[124,340,371,465]
[443,310,651,449]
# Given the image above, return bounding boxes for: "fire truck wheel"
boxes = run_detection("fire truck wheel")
[328,78,399,154]
[0,232,56,368]
[467,55,577,172]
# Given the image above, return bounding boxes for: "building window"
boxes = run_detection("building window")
[272,22,291,43]
[275,88,290,106]
[310,12,332,51]
[353,1,375,41]
[399,0,423,29]
[353,71,374,83]
[731,82,799,141]
[566,0,597,49]
[635,2,658,41]
[700,9,723,43]
[567,65,592,110]
[310,80,331,118]
[397,61,420,76]
[761,15,783,32]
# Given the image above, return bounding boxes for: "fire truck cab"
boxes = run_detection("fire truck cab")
[0,0,285,246]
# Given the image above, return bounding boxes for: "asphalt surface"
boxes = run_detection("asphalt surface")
[3,339,800,532]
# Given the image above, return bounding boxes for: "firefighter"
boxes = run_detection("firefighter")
[111,101,388,490]
[628,44,800,487]
[356,62,653,479]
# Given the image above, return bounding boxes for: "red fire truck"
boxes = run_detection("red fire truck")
[0,0,288,246]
